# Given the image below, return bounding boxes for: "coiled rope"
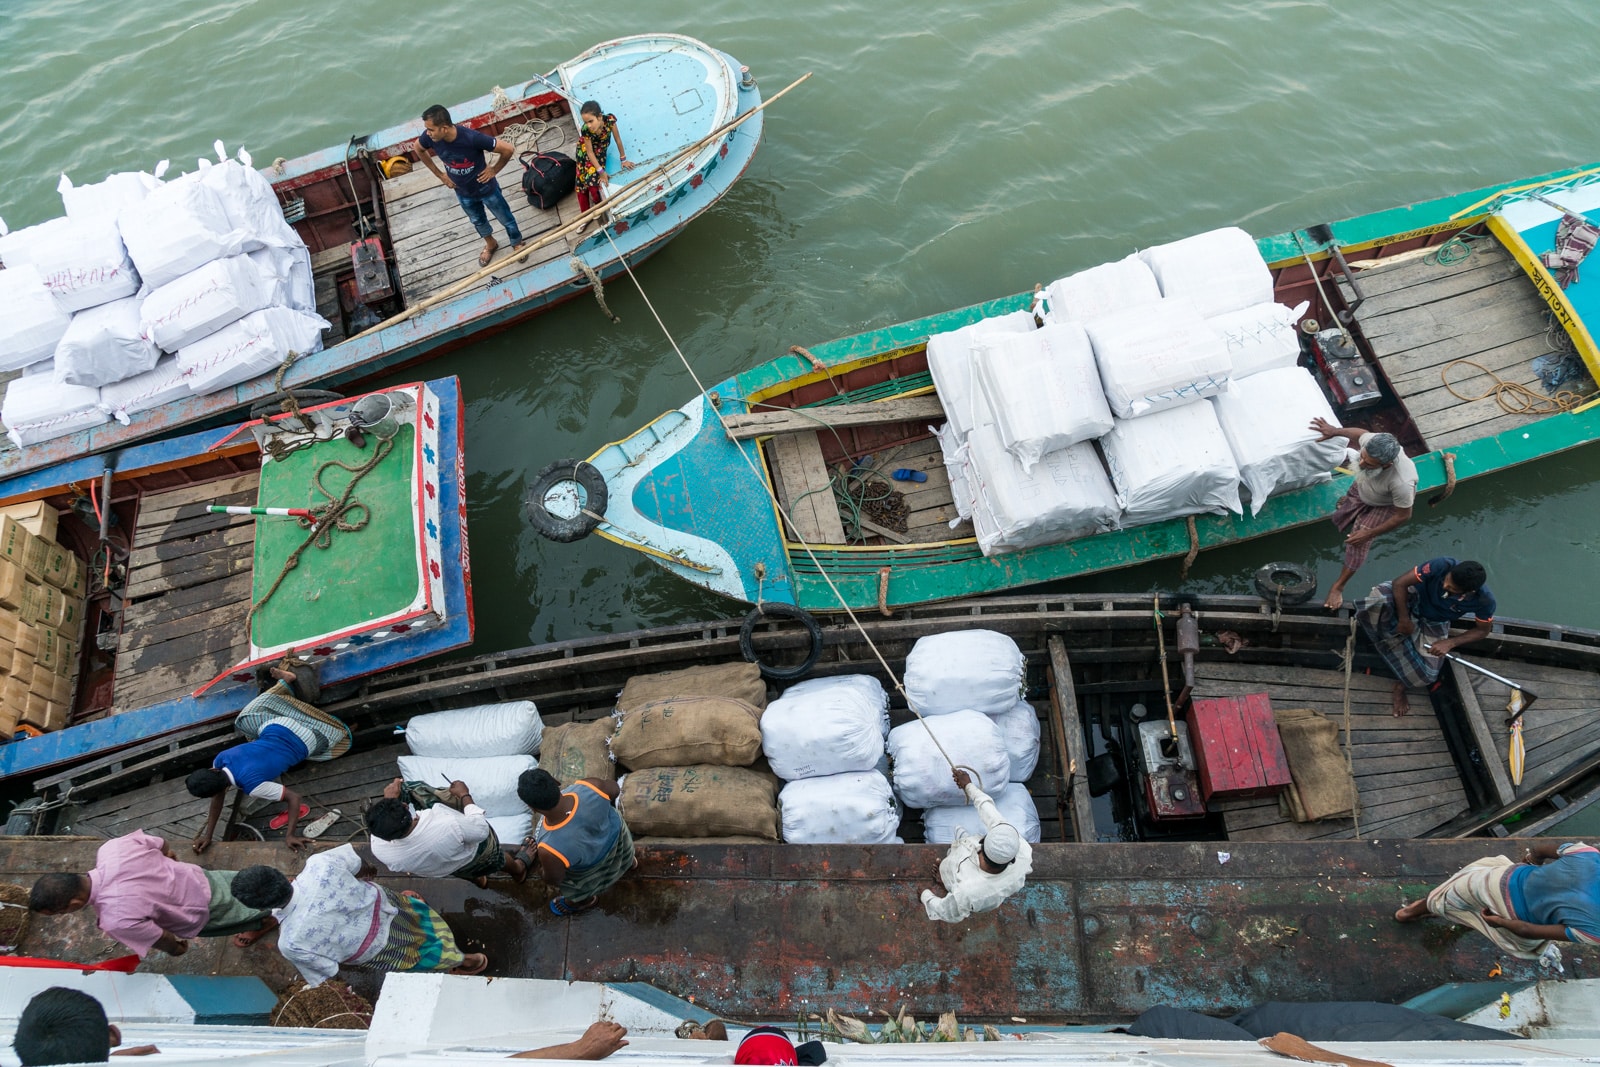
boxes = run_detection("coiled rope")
[1439,358,1591,416]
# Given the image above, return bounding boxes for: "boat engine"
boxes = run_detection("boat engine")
[351,235,395,304]
[1308,325,1383,409]
[1137,719,1206,821]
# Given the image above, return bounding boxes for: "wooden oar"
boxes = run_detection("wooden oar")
[348,70,814,344]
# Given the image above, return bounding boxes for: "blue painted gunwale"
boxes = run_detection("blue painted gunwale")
[0,35,766,483]
[0,376,473,781]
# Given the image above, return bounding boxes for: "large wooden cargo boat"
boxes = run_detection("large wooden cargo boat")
[555,162,1600,612]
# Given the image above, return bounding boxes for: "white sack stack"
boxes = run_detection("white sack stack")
[394,754,538,818]
[98,357,193,425]
[248,245,317,315]
[1212,366,1346,514]
[779,770,901,844]
[1101,400,1243,525]
[0,266,73,370]
[922,781,1042,845]
[761,674,889,780]
[904,629,1025,717]
[0,215,140,311]
[960,427,1119,556]
[925,310,1035,441]
[1083,298,1232,420]
[2,374,109,448]
[403,700,544,758]
[992,698,1042,782]
[116,179,245,291]
[1207,301,1309,380]
[139,254,272,352]
[1045,254,1162,323]
[1139,226,1275,319]
[54,297,161,387]
[887,710,1010,810]
[975,322,1113,471]
[177,306,330,395]
[60,170,160,222]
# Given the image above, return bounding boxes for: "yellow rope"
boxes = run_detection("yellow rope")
[1440,358,1591,416]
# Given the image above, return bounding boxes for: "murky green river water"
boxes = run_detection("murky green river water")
[4,0,1599,650]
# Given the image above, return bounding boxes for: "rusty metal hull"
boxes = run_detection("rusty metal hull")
[8,836,1588,1023]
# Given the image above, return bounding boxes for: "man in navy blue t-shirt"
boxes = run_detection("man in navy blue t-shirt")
[417,104,525,267]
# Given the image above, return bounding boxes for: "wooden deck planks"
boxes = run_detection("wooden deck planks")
[768,431,849,545]
[1191,660,1468,841]
[382,122,586,306]
[1338,240,1562,451]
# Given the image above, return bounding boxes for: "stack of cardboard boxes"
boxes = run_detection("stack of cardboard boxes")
[0,500,84,737]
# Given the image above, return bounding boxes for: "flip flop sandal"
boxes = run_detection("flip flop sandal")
[453,953,489,976]
[549,896,597,917]
[268,804,311,831]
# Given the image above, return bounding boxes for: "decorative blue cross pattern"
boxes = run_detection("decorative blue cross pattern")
[423,444,436,465]
[426,518,438,540]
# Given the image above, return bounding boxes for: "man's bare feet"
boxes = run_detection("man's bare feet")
[478,238,498,267]
[451,952,489,975]
[1394,899,1430,922]
[472,876,489,889]
[1391,682,1410,717]
[1324,588,1345,612]
[232,917,279,948]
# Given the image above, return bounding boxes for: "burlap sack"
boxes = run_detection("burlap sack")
[1274,707,1357,822]
[611,696,763,770]
[616,661,767,714]
[618,764,780,840]
[539,719,616,785]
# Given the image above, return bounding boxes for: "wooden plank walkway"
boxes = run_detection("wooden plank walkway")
[1190,660,1469,841]
[1338,240,1557,450]
[113,474,257,711]
[1458,658,1600,798]
[382,122,584,306]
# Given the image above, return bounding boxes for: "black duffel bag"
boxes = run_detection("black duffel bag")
[520,150,576,209]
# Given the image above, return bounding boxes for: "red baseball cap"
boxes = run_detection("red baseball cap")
[735,1028,797,1065]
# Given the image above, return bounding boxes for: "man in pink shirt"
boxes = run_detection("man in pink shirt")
[28,829,276,956]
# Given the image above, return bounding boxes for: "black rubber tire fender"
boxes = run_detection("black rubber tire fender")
[1253,561,1317,606]
[249,388,344,419]
[524,458,608,543]
[739,601,823,682]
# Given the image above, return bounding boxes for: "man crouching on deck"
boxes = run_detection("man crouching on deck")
[921,769,1032,923]
[1359,557,1495,716]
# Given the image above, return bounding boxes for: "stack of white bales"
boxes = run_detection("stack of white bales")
[762,675,900,844]
[395,700,545,844]
[0,155,326,447]
[892,630,1041,843]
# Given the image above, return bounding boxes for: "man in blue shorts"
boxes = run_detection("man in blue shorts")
[417,104,525,267]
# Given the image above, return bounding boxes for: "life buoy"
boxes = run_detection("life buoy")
[739,601,823,682]
[1253,561,1317,605]
[524,459,608,543]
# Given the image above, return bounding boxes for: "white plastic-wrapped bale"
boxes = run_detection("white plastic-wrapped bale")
[937,422,976,523]
[922,781,1042,844]
[199,160,306,253]
[3,373,110,447]
[178,306,329,395]
[116,178,244,291]
[975,322,1113,471]
[1101,401,1243,526]
[961,427,1119,556]
[1206,301,1309,380]
[403,700,544,758]
[1139,226,1274,319]
[248,245,317,314]
[60,171,160,222]
[1045,254,1162,323]
[904,629,1025,717]
[761,674,888,780]
[98,356,192,425]
[1083,298,1231,419]
[0,265,73,371]
[139,255,272,352]
[924,309,1034,441]
[395,754,537,817]
[0,215,140,312]
[1212,366,1347,515]
[487,812,532,846]
[887,710,1010,810]
[54,297,161,387]
[779,770,901,844]
[993,698,1042,782]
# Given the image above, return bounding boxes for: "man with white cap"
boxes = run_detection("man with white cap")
[1309,418,1418,612]
[921,768,1032,923]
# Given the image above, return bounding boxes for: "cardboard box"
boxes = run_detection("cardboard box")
[58,553,86,598]
[51,672,71,707]
[27,670,53,700]
[2,674,27,713]
[0,561,33,612]
[54,636,77,677]
[0,501,58,541]
[14,624,38,660]
[0,611,16,649]
[37,543,73,590]
[33,629,57,673]
[8,649,32,686]
[21,692,65,731]
[0,705,19,738]
[0,518,47,577]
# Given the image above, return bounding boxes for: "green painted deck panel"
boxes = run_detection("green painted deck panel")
[250,425,420,647]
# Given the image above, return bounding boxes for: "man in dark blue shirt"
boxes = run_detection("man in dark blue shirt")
[417,104,525,267]
[1358,556,1495,715]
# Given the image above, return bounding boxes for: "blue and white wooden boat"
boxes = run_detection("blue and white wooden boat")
[0,376,473,780]
[0,33,765,481]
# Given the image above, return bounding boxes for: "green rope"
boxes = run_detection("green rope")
[1427,230,1492,266]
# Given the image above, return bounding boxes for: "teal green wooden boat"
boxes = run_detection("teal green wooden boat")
[537,161,1600,613]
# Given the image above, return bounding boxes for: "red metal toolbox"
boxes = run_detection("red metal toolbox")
[1187,692,1292,802]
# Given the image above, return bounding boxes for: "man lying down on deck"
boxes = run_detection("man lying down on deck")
[185,665,352,853]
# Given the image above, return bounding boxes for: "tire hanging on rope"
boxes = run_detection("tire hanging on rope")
[1253,561,1317,606]
[524,459,608,543]
[739,601,823,681]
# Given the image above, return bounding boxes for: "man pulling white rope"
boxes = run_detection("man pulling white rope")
[921,769,1032,923]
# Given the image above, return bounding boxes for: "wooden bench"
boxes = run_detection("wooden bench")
[767,431,848,545]
[724,395,944,439]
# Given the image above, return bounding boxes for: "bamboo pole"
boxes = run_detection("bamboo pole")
[348,71,814,343]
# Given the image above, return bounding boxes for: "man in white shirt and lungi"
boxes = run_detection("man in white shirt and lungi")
[921,768,1032,923]
[367,778,527,887]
